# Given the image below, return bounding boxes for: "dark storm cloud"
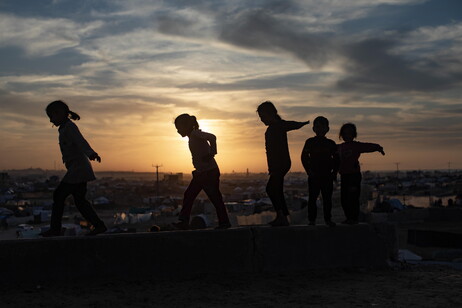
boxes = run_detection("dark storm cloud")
[152,3,462,94]
[218,9,333,69]
[216,9,462,93]
[337,38,462,92]
[339,0,462,33]
[156,14,198,36]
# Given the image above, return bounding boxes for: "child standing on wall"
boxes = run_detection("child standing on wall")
[301,116,339,227]
[257,101,310,227]
[42,100,107,237]
[173,114,231,230]
[338,123,385,224]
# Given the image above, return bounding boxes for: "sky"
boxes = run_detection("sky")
[1,0,462,173]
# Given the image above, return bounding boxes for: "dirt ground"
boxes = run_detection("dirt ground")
[1,264,461,308]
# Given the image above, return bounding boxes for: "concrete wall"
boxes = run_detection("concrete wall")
[0,223,396,284]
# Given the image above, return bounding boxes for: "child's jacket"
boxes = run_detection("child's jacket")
[58,119,97,183]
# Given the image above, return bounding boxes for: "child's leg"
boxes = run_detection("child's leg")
[179,174,202,222]
[307,177,321,222]
[202,168,230,225]
[340,175,351,220]
[320,178,334,222]
[50,182,73,232]
[348,173,362,221]
[72,182,105,228]
[266,172,289,216]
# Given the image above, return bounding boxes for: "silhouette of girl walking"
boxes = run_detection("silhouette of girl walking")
[173,114,231,230]
[257,101,310,226]
[42,100,106,237]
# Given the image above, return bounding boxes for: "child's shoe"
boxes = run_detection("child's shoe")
[86,224,107,236]
[215,222,231,230]
[325,220,336,227]
[172,220,190,230]
[341,219,358,225]
[40,229,62,237]
[269,216,289,227]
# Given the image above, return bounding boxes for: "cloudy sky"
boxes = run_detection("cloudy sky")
[1,0,461,173]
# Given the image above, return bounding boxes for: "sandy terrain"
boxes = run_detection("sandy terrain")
[1,264,461,308]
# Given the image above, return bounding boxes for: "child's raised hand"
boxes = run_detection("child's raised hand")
[378,147,385,156]
[89,153,101,163]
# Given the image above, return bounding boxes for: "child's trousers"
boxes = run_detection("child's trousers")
[179,168,230,225]
[51,182,104,232]
[340,173,362,221]
[308,176,333,222]
[266,169,290,216]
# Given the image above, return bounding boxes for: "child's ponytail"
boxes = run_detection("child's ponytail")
[46,100,80,121]
[190,115,199,130]
[175,114,200,130]
[68,110,80,121]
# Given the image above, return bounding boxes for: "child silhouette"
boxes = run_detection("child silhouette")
[172,114,231,230]
[257,101,310,227]
[42,100,107,237]
[338,123,385,224]
[301,116,339,227]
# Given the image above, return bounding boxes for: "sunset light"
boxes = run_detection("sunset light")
[0,1,461,173]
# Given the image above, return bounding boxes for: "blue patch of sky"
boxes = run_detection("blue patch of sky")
[0,0,149,35]
[339,0,462,34]
[0,47,90,76]
[0,0,113,21]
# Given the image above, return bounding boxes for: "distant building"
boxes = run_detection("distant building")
[0,173,9,183]
[164,173,183,185]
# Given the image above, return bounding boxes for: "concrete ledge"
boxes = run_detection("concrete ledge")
[253,223,395,272]
[0,224,396,284]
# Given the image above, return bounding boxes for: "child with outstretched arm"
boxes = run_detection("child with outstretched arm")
[257,101,310,227]
[337,123,385,224]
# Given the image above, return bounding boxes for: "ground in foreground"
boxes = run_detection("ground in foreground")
[1,264,461,307]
